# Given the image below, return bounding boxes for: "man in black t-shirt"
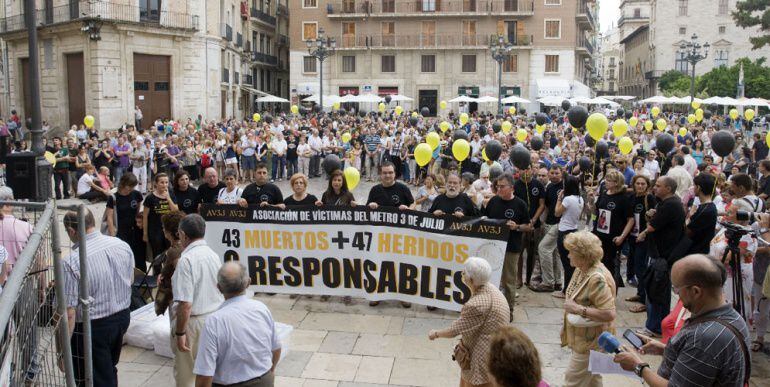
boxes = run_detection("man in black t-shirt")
[366,161,414,308]
[483,173,530,318]
[238,163,285,209]
[758,160,770,201]
[687,173,717,255]
[197,167,226,205]
[428,173,477,217]
[513,169,546,288]
[534,165,563,292]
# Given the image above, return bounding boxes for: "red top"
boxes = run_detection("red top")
[661,299,686,344]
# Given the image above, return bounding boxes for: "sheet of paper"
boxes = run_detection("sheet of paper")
[588,350,642,381]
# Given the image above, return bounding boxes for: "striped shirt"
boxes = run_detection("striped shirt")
[658,304,750,387]
[64,231,134,321]
[364,134,381,152]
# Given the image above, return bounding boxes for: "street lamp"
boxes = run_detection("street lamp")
[306,28,336,111]
[678,33,709,111]
[489,35,513,116]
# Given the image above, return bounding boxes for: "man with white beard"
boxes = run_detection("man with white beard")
[428,173,477,218]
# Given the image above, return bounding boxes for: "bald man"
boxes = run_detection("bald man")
[615,254,750,387]
[197,168,226,205]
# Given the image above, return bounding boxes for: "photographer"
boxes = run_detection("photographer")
[751,213,770,353]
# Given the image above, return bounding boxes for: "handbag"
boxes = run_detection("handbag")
[452,298,494,370]
[565,271,605,328]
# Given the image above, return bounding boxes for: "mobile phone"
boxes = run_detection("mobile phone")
[623,329,644,350]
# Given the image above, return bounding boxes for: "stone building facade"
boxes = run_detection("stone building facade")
[618,24,652,98]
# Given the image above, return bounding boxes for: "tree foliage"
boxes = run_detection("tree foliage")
[697,58,770,99]
[732,0,770,49]
[658,70,686,92]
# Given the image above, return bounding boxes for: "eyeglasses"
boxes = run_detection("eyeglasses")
[497,184,512,189]
[672,284,693,295]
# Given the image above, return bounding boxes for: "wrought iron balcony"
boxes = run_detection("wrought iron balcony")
[250,7,276,26]
[252,52,278,66]
[326,0,533,16]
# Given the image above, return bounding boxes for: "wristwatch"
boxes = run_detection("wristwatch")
[634,363,650,377]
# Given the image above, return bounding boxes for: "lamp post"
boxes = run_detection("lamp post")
[306,28,336,111]
[489,35,512,116]
[678,33,709,111]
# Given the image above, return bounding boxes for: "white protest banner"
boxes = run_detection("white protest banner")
[202,205,509,311]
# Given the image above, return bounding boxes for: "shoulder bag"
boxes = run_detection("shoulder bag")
[453,297,494,370]
[566,271,605,328]
[686,315,751,386]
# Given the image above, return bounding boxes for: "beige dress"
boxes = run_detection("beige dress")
[447,284,510,385]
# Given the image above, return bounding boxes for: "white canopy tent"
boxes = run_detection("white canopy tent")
[501,95,531,104]
[255,94,290,103]
[586,97,620,106]
[302,94,344,106]
[449,96,477,103]
[474,96,499,103]
[349,93,383,103]
[598,95,636,101]
[640,95,676,104]
[536,96,570,106]
[387,94,413,102]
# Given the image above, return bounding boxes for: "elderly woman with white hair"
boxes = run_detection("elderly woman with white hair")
[428,257,509,387]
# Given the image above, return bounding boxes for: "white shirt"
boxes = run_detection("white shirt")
[666,166,694,199]
[172,240,224,316]
[77,173,96,195]
[308,135,323,154]
[193,296,280,384]
[558,195,584,232]
[217,187,243,204]
[271,139,287,156]
[683,154,698,176]
[644,159,660,178]
[297,143,312,158]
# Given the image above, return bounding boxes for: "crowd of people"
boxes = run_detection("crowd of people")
[3,104,770,386]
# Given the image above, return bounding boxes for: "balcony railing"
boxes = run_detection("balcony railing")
[235,72,240,84]
[252,52,278,66]
[618,15,648,25]
[577,36,594,55]
[0,1,199,34]
[333,33,531,49]
[645,70,665,80]
[236,32,243,47]
[221,23,232,41]
[277,3,289,16]
[327,0,532,15]
[250,7,276,25]
[278,34,289,46]
[577,0,596,29]
[245,74,253,85]
[222,68,230,83]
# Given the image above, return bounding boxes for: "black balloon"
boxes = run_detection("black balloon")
[358,110,366,117]
[616,108,625,118]
[453,129,469,141]
[584,133,596,148]
[704,110,713,120]
[625,110,633,120]
[561,99,571,111]
[535,113,548,126]
[489,165,504,181]
[711,130,736,157]
[492,122,502,133]
[409,116,419,127]
[567,106,589,129]
[595,140,609,158]
[384,95,392,104]
[510,144,531,170]
[578,156,592,172]
[530,135,544,151]
[421,107,430,117]
[264,115,273,124]
[519,108,526,115]
[485,140,503,161]
[313,104,322,113]
[656,133,675,154]
[322,154,342,174]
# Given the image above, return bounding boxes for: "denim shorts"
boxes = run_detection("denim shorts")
[242,154,256,170]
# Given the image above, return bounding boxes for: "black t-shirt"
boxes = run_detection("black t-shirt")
[754,141,769,161]
[284,194,318,206]
[513,179,545,226]
[106,190,143,239]
[198,182,226,204]
[174,187,201,214]
[321,190,356,206]
[593,191,633,239]
[483,195,529,252]
[143,192,177,241]
[241,182,284,205]
[759,175,770,198]
[544,180,564,225]
[686,202,717,255]
[649,196,686,259]
[629,193,656,237]
[287,138,299,161]
[428,193,477,217]
[366,182,414,208]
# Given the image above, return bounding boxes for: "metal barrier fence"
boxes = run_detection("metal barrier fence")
[0,200,92,387]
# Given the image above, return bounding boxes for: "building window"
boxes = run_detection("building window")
[381,55,395,72]
[679,27,686,35]
[678,0,687,16]
[609,82,615,92]
[634,8,641,18]
[461,55,476,72]
[342,22,356,47]
[303,0,317,8]
[714,49,729,67]
[382,0,395,12]
[503,54,518,72]
[303,56,317,73]
[422,21,436,46]
[609,69,615,79]
[462,21,476,45]
[139,0,161,21]
[422,0,436,11]
[342,56,356,72]
[421,55,436,72]
[609,57,615,66]
[382,22,395,47]
[545,0,561,5]
[545,54,559,73]
[302,22,317,41]
[718,0,728,15]
[544,19,561,39]
[675,52,688,73]
[719,26,726,34]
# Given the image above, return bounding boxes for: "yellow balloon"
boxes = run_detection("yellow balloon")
[332,102,341,111]
[745,109,755,121]
[644,120,653,132]
[687,114,696,124]
[612,119,628,138]
[586,113,608,141]
[44,151,56,164]
[536,124,545,135]
[440,100,447,110]
[252,113,261,122]
[695,108,704,122]
[341,132,352,143]
[515,128,528,142]
[291,104,299,114]
[426,132,440,150]
[766,132,770,149]
[651,106,660,118]
[730,108,739,120]
[344,167,360,190]
[508,106,516,115]
[452,139,470,162]
[691,100,701,109]
[629,117,638,128]
[412,111,419,118]
[414,143,433,167]
[678,127,688,137]
[482,148,489,162]
[83,115,95,128]
[656,118,667,131]
[460,113,469,126]
[395,106,403,116]
[501,121,513,134]
[618,136,633,155]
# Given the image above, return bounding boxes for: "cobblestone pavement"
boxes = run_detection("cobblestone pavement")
[55,176,770,387]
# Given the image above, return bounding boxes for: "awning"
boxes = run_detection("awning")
[242,86,268,96]
[536,79,571,98]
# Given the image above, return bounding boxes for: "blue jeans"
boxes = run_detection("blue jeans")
[272,155,286,180]
[645,283,671,334]
[630,237,648,300]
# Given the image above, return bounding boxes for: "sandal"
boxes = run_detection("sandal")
[529,283,554,293]
[751,340,764,352]
[625,295,642,303]
[551,291,565,299]
[629,304,647,313]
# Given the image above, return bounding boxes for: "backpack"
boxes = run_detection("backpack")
[201,152,212,168]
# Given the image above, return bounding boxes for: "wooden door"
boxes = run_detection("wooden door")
[66,53,85,127]
[133,54,170,126]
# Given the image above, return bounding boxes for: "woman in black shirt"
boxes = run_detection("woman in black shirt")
[318,170,356,206]
[284,173,318,206]
[172,170,201,214]
[626,175,656,311]
[93,140,115,174]
[106,173,146,271]
[591,169,634,288]
[143,173,179,260]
